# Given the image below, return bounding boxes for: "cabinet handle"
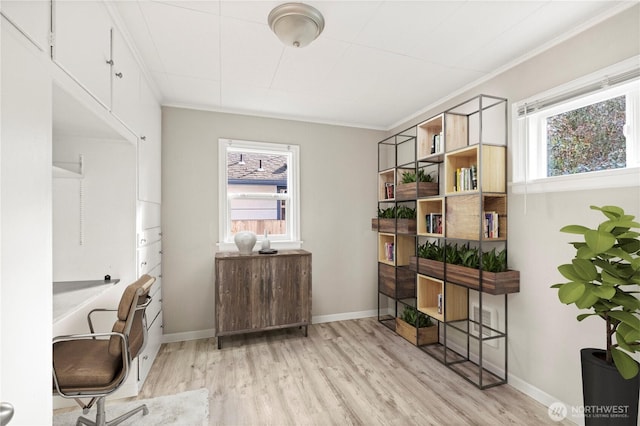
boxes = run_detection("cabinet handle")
[143,355,149,360]
[140,135,147,141]
[140,238,147,244]
[106,59,114,65]
[141,261,147,268]
[115,72,123,78]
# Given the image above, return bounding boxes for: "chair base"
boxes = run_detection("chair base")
[75,397,148,426]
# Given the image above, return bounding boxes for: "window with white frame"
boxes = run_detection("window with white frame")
[218,138,300,249]
[511,57,640,193]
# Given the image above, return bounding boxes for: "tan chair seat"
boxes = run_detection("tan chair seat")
[53,338,124,393]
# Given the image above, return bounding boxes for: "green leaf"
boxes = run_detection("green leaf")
[606,247,634,263]
[602,270,628,286]
[611,292,640,311]
[576,245,597,260]
[560,225,590,235]
[591,285,616,300]
[585,229,616,254]
[616,331,634,352]
[575,285,600,309]
[609,311,640,331]
[558,264,585,282]
[577,313,595,321]
[557,282,585,304]
[571,259,598,281]
[616,231,640,239]
[618,322,640,344]
[592,205,624,219]
[611,347,639,379]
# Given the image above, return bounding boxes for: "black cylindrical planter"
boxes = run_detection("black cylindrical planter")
[581,348,640,426]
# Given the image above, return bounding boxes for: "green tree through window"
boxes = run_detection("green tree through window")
[546,96,626,176]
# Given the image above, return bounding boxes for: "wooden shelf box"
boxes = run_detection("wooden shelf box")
[446,194,507,240]
[378,169,396,201]
[378,233,415,266]
[416,275,467,323]
[444,145,505,195]
[371,218,416,234]
[417,197,445,236]
[378,263,415,299]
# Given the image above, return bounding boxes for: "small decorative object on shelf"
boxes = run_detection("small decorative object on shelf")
[234,231,257,255]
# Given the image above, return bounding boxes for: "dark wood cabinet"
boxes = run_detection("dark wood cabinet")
[214,250,311,348]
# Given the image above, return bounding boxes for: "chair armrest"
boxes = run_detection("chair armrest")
[87,308,117,334]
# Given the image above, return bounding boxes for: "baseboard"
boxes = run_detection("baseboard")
[161,310,381,344]
[507,374,578,425]
[312,309,378,324]
[162,328,216,344]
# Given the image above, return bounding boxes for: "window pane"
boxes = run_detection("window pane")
[227,152,288,236]
[546,95,626,177]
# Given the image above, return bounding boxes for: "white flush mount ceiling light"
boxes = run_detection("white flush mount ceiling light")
[268,3,325,48]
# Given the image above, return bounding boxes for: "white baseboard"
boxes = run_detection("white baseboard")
[162,328,216,344]
[160,310,380,344]
[507,374,578,425]
[312,309,378,324]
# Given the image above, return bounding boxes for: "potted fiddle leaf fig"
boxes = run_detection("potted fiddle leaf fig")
[551,205,640,425]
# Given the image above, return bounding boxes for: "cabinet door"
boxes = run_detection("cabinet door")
[137,79,162,203]
[111,27,140,131]
[269,255,311,326]
[216,257,267,333]
[0,0,51,51]
[52,0,112,108]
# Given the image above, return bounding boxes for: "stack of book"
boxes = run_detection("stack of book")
[453,164,477,192]
[430,132,444,155]
[484,211,499,239]
[426,213,443,234]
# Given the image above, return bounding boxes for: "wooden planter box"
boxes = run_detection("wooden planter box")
[409,256,444,279]
[409,257,519,295]
[371,218,416,234]
[395,317,438,346]
[396,182,438,201]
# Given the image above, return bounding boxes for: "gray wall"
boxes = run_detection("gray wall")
[386,4,640,414]
[161,108,384,336]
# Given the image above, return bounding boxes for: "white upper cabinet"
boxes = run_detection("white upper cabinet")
[52,0,112,109]
[138,79,162,203]
[111,27,140,131]
[0,0,51,52]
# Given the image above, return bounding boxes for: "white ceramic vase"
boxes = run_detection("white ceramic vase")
[234,231,257,255]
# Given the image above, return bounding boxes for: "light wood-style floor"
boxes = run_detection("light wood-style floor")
[140,317,566,425]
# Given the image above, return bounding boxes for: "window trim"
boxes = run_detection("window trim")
[217,138,301,251]
[510,56,640,194]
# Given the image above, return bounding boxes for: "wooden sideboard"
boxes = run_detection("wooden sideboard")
[214,249,312,348]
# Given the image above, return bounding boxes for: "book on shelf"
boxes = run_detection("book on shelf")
[453,164,478,192]
[385,182,395,199]
[430,132,443,154]
[437,293,443,314]
[384,242,395,261]
[425,213,443,234]
[484,211,499,239]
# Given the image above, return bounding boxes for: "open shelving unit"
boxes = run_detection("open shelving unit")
[375,94,519,390]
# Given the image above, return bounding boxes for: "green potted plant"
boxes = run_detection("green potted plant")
[371,206,416,233]
[395,305,437,346]
[552,205,640,425]
[395,168,438,200]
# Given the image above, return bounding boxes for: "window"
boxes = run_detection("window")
[218,138,300,250]
[511,57,640,193]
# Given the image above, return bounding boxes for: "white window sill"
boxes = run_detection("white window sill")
[509,167,640,194]
[216,240,303,253]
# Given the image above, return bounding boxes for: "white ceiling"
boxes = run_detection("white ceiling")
[113,0,634,130]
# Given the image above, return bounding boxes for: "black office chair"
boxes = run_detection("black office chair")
[52,275,155,426]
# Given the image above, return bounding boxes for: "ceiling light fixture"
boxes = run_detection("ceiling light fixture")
[268,3,325,48]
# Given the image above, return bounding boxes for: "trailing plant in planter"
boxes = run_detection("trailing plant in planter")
[552,205,640,379]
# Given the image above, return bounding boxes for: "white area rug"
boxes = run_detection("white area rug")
[53,388,209,426]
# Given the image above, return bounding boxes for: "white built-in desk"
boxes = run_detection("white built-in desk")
[52,279,119,323]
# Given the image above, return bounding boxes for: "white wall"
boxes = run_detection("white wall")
[53,137,136,283]
[386,4,640,417]
[161,108,384,335]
